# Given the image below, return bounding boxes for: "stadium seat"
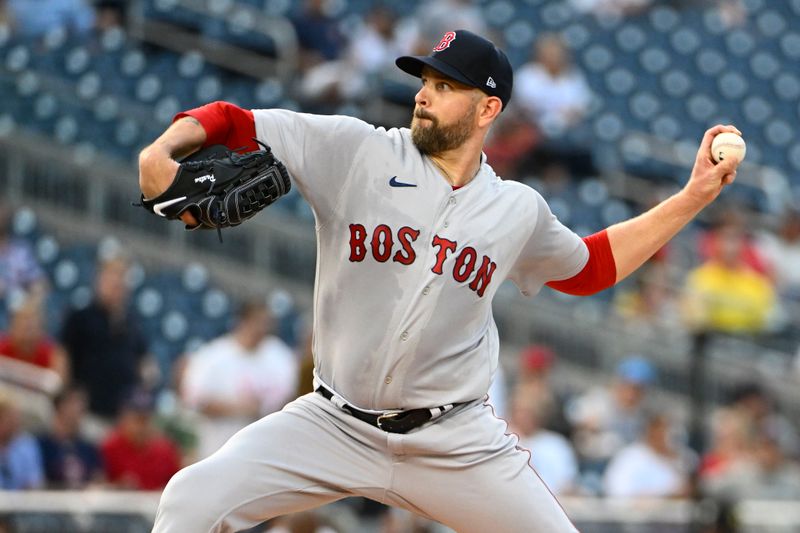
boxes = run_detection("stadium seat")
[181,263,209,293]
[604,67,635,96]
[669,27,701,56]
[615,24,646,54]
[161,310,189,343]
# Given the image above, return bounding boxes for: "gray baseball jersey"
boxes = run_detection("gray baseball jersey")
[153,107,586,533]
[253,109,588,411]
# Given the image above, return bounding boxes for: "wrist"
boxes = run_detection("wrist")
[139,146,179,199]
[674,187,708,216]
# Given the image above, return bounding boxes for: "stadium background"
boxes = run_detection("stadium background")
[0,0,799,531]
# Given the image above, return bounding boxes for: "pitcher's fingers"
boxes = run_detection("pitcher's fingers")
[698,125,740,163]
[180,212,199,227]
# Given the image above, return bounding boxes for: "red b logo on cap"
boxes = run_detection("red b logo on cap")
[433,31,456,52]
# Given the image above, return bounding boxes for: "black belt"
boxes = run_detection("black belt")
[316,386,459,434]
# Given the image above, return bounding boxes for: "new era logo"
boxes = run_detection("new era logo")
[486,77,497,89]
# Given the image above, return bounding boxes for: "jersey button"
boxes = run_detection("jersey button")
[422,286,430,295]
[384,376,392,384]
[443,221,449,228]
[400,331,409,341]
[449,197,456,205]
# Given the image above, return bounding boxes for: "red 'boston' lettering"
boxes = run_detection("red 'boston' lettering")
[453,246,477,283]
[393,226,420,265]
[469,256,497,297]
[431,235,457,275]
[349,224,367,262]
[371,224,393,263]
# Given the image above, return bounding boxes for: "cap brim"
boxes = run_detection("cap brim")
[395,55,476,89]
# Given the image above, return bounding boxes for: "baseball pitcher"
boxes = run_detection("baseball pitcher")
[138,30,740,533]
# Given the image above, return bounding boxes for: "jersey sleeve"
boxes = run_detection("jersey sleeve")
[174,101,376,223]
[507,191,589,296]
[252,108,376,224]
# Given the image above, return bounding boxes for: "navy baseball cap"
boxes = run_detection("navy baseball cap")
[396,30,513,110]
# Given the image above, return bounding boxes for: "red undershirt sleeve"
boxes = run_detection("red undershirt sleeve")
[173,100,258,152]
[546,229,617,296]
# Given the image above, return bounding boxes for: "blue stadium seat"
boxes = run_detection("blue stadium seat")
[603,67,635,97]
[161,309,189,343]
[647,5,680,35]
[252,79,284,108]
[742,95,773,126]
[181,263,209,293]
[135,73,163,103]
[615,24,647,54]
[669,27,701,56]
[756,9,787,39]
[779,31,800,61]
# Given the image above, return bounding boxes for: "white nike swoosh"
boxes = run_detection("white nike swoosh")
[153,196,187,217]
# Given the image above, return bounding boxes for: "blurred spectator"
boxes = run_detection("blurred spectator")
[7,0,95,38]
[603,412,691,498]
[100,388,180,490]
[611,261,686,355]
[703,429,800,501]
[94,0,125,31]
[759,209,800,300]
[613,262,680,329]
[712,0,747,29]
[382,507,439,533]
[61,256,153,420]
[181,299,298,459]
[0,204,46,302]
[728,383,799,460]
[299,5,409,112]
[698,209,769,275]
[36,387,103,489]
[0,391,44,489]
[483,113,539,179]
[266,511,338,533]
[514,34,591,137]
[514,344,571,436]
[348,5,409,77]
[683,217,776,335]
[513,34,594,176]
[567,356,657,469]
[509,387,578,495]
[0,296,69,383]
[291,0,346,69]
[698,408,754,482]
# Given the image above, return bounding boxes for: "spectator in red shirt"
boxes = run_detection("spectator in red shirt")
[0,296,69,383]
[100,389,180,490]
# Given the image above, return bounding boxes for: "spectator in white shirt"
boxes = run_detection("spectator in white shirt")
[509,386,578,496]
[603,412,691,498]
[513,34,592,138]
[180,300,298,459]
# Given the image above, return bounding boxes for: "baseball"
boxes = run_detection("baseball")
[711,132,746,164]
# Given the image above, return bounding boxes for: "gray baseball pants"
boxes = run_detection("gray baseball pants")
[152,392,578,533]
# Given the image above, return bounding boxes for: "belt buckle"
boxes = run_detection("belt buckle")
[376,412,400,431]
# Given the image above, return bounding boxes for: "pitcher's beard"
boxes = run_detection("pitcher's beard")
[411,107,476,155]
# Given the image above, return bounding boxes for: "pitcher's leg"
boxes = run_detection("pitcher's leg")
[389,401,578,533]
[153,393,390,533]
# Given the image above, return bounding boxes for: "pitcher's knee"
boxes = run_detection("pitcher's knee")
[156,463,223,531]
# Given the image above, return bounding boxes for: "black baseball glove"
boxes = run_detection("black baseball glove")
[138,142,291,240]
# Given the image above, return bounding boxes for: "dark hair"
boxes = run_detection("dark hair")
[236,298,269,321]
[52,386,87,410]
[728,382,768,405]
